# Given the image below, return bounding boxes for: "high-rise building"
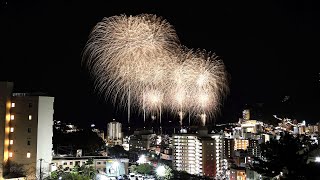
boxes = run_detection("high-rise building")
[242,109,250,120]
[0,82,54,180]
[172,134,202,175]
[223,138,235,159]
[172,129,224,178]
[129,129,155,151]
[107,120,123,146]
[247,139,261,158]
[234,139,249,150]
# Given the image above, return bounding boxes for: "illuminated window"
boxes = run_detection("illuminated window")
[9,140,13,145]
[10,127,14,132]
[28,115,32,120]
[9,152,13,158]
[27,152,31,158]
[11,103,15,107]
[10,115,14,120]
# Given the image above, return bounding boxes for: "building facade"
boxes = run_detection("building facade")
[51,156,129,176]
[107,121,123,146]
[0,82,54,180]
[172,130,224,178]
[234,139,249,151]
[247,139,261,158]
[223,138,235,159]
[129,129,155,151]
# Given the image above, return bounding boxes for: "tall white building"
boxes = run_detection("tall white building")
[0,82,54,180]
[172,129,224,178]
[107,120,122,145]
[172,134,202,175]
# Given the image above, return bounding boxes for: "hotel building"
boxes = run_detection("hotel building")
[0,82,54,180]
[172,128,224,178]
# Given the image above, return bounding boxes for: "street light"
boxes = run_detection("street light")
[156,165,165,177]
[156,164,173,180]
[137,154,147,164]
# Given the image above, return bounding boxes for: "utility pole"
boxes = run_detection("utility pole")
[39,158,43,180]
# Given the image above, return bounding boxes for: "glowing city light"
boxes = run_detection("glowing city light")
[156,165,166,177]
[137,154,147,164]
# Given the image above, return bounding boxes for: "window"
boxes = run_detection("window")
[11,103,15,108]
[63,162,67,165]
[9,152,13,158]
[27,152,31,158]
[97,161,101,165]
[70,162,73,165]
[27,128,31,133]
[9,140,13,145]
[27,140,31,145]
[10,127,14,132]
[28,115,32,120]
[28,103,32,108]
[10,115,14,120]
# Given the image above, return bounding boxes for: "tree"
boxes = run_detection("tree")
[45,171,92,180]
[129,165,137,174]
[45,157,96,180]
[136,163,153,175]
[173,170,191,180]
[258,133,315,178]
[54,129,105,156]
[2,160,26,178]
[107,145,128,158]
[80,164,96,179]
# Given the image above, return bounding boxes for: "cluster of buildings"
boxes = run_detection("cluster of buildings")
[275,115,320,136]
[0,82,129,180]
[2,81,320,180]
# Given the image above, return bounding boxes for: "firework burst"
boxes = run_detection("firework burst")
[167,48,228,125]
[83,14,228,127]
[83,14,180,109]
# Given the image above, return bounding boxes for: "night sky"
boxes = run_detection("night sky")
[0,1,318,129]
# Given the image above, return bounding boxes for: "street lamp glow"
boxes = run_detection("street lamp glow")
[137,154,147,164]
[315,157,320,162]
[156,165,166,177]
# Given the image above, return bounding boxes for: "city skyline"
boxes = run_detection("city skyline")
[0,1,318,128]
